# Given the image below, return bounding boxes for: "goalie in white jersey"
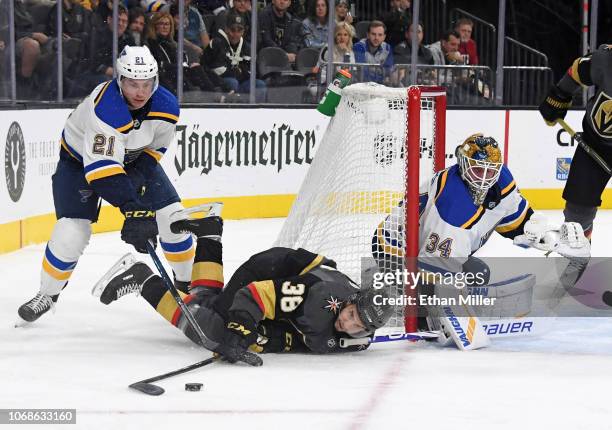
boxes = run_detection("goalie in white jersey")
[373,133,590,349]
[17,46,196,325]
[373,133,591,278]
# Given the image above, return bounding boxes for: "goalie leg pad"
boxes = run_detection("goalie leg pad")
[40,218,91,296]
[467,273,535,319]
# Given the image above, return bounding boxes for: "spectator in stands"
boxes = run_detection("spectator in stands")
[141,0,169,13]
[47,0,90,68]
[91,0,112,29]
[146,10,232,97]
[380,0,410,47]
[302,0,329,49]
[194,0,227,15]
[128,7,147,46]
[88,5,134,86]
[258,0,302,63]
[454,18,479,65]
[335,0,353,25]
[47,0,92,44]
[427,29,464,65]
[353,20,393,84]
[204,12,266,101]
[14,0,51,97]
[211,0,251,41]
[182,0,211,50]
[316,21,355,83]
[169,2,206,63]
[393,22,432,64]
[289,0,308,20]
[79,0,96,11]
[394,22,434,86]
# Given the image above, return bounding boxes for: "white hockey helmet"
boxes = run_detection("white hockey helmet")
[116,45,159,95]
[456,133,503,205]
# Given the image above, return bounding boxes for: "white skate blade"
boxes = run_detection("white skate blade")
[92,253,138,298]
[169,203,224,224]
[14,317,30,328]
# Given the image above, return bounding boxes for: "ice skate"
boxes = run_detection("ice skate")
[16,293,58,326]
[170,203,224,240]
[92,253,155,305]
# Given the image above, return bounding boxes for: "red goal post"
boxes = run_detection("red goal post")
[405,86,446,332]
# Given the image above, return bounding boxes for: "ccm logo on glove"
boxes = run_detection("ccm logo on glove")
[124,210,155,218]
[227,322,252,336]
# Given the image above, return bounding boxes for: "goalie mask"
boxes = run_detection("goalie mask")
[456,134,503,205]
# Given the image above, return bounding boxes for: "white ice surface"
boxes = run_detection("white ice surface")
[2,211,612,430]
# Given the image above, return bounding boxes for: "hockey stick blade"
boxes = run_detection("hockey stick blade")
[129,382,165,396]
[235,350,263,367]
[128,356,218,396]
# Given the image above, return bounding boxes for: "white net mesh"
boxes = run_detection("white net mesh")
[275,83,445,329]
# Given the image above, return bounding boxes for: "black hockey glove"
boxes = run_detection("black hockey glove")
[120,201,158,253]
[225,311,259,352]
[539,85,573,126]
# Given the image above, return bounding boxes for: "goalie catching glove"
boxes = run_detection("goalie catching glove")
[513,213,590,258]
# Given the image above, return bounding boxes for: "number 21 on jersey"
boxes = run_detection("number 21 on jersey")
[92,134,115,156]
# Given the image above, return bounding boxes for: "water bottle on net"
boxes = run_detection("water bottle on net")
[316,69,352,117]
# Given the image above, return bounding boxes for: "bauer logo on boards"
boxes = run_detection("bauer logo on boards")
[5,121,26,202]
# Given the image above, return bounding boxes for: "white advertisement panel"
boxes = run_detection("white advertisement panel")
[160,108,331,198]
[507,110,586,188]
[0,109,71,224]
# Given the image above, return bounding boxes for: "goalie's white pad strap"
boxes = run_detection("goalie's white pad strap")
[439,308,490,350]
[428,285,490,350]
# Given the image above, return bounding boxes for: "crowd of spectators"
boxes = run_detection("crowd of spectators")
[0,0,483,103]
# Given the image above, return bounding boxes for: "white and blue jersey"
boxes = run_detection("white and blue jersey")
[60,79,179,207]
[374,164,533,273]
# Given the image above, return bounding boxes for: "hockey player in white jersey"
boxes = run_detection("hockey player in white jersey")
[372,133,590,349]
[17,46,195,324]
[373,133,590,273]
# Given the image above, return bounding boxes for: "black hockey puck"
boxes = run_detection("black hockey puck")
[602,291,612,307]
[185,383,203,392]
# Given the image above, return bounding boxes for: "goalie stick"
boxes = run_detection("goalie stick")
[340,318,542,348]
[145,240,262,367]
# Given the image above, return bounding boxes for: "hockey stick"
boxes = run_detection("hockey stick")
[129,356,219,396]
[557,119,612,175]
[145,241,262,367]
[340,331,439,348]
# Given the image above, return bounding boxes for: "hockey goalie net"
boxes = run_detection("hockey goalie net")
[276,83,446,332]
